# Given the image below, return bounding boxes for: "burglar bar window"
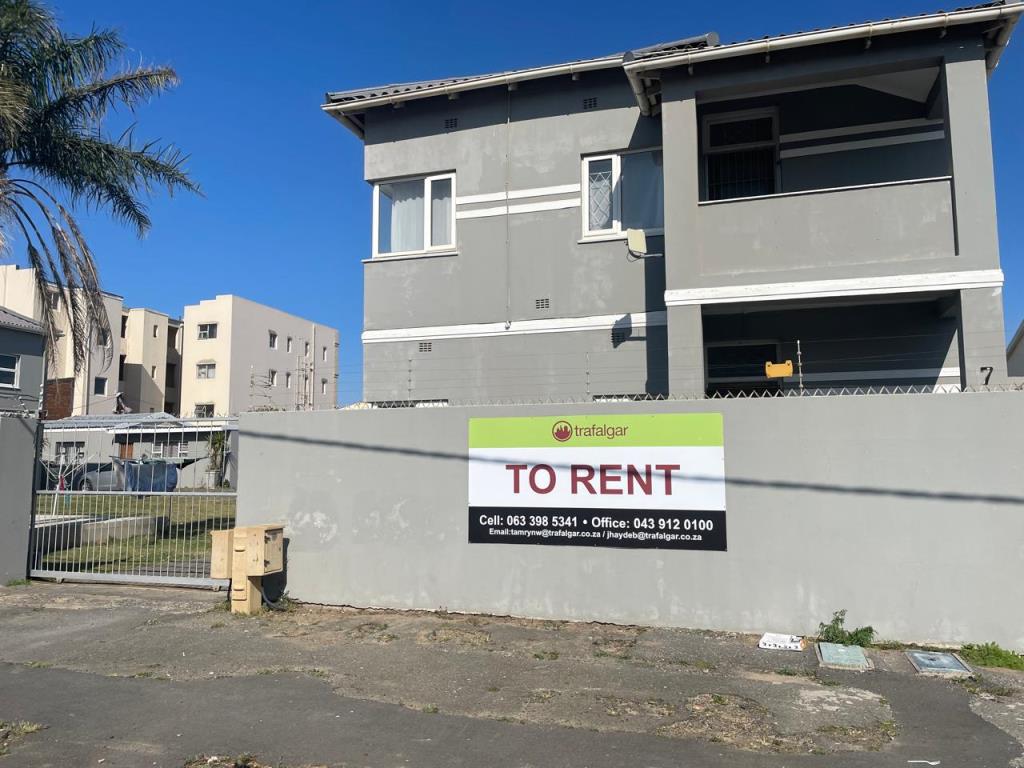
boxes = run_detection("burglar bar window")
[197,323,217,340]
[197,362,216,379]
[702,110,778,201]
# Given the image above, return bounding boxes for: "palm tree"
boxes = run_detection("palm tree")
[0,0,198,371]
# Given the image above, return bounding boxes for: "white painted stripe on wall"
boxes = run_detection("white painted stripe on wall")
[363,310,667,344]
[456,197,581,220]
[456,183,582,206]
[708,367,961,384]
[664,270,1004,307]
[779,118,944,143]
[779,130,945,159]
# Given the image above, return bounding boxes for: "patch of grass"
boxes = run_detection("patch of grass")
[775,668,800,676]
[210,621,226,629]
[694,660,716,672]
[304,668,329,680]
[959,642,1024,671]
[486,686,500,692]
[25,660,51,669]
[0,721,45,756]
[4,578,30,587]
[422,704,439,714]
[818,609,875,647]
[533,650,559,661]
[711,694,728,705]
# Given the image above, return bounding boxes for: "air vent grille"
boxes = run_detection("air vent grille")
[444,117,458,130]
[611,329,629,345]
[535,298,550,310]
[418,342,432,352]
[582,97,598,110]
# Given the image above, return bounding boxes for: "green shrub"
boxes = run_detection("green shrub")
[818,609,875,647]
[960,642,1024,671]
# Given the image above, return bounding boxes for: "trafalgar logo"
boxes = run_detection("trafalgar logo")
[550,419,630,442]
[551,420,573,442]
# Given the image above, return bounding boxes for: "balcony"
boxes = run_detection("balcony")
[696,176,955,278]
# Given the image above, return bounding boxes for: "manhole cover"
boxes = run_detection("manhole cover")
[906,651,972,677]
[816,642,872,670]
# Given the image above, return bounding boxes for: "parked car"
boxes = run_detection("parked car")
[78,458,178,492]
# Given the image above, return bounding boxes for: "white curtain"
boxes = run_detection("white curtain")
[622,150,664,230]
[379,179,424,253]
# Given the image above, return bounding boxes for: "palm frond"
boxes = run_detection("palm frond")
[40,66,178,125]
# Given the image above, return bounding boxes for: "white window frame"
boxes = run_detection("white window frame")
[197,323,217,340]
[196,362,216,380]
[580,147,664,240]
[701,108,780,201]
[371,172,457,258]
[0,353,19,389]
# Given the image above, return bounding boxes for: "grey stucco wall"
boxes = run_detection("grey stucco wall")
[0,415,37,583]
[364,322,668,403]
[237,392,1024,648]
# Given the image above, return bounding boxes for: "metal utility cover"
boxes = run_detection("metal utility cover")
[816,642,872,670]
[906,651,972,677]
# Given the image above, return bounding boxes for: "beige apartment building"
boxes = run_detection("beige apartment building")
[0,265,124,418]
[119,308,183,415]
[180,295,338,417]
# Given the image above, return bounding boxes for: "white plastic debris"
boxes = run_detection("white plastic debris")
[758,632,805,651]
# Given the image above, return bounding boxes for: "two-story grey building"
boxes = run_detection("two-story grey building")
[324,2,1020,403]
[0,307,45,414]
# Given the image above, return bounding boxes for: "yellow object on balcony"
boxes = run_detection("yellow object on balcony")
[765,360,793,378]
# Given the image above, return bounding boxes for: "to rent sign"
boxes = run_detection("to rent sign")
[468,413,726,550]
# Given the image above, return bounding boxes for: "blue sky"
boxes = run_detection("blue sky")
[38,1,1024,403]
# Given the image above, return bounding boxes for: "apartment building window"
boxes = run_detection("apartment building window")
[194,403,214,418]
[286,336,293,353]
[48,291,60,309]
[55,441,84,462]
[322,346,328,362]
[152,435,188,459]
[0,354,19,387]
[285,372,292,389]
[702,109,778,201]
[321,378,327,395]
[373,173,455,257]
[94,377,107,396]
[196,362,216,379]
[269,369,278,386]
[96,328,110,347]
[197,323,217,340]
[304,341,309,357]
[269,331,278,349]
[152,324,159,338]
[150,365,156,379]
[118,354,126,381]
[120,315,128,338]
[582,149,663,237]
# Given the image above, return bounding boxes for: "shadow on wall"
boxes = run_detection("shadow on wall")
[242,427,1024,507]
